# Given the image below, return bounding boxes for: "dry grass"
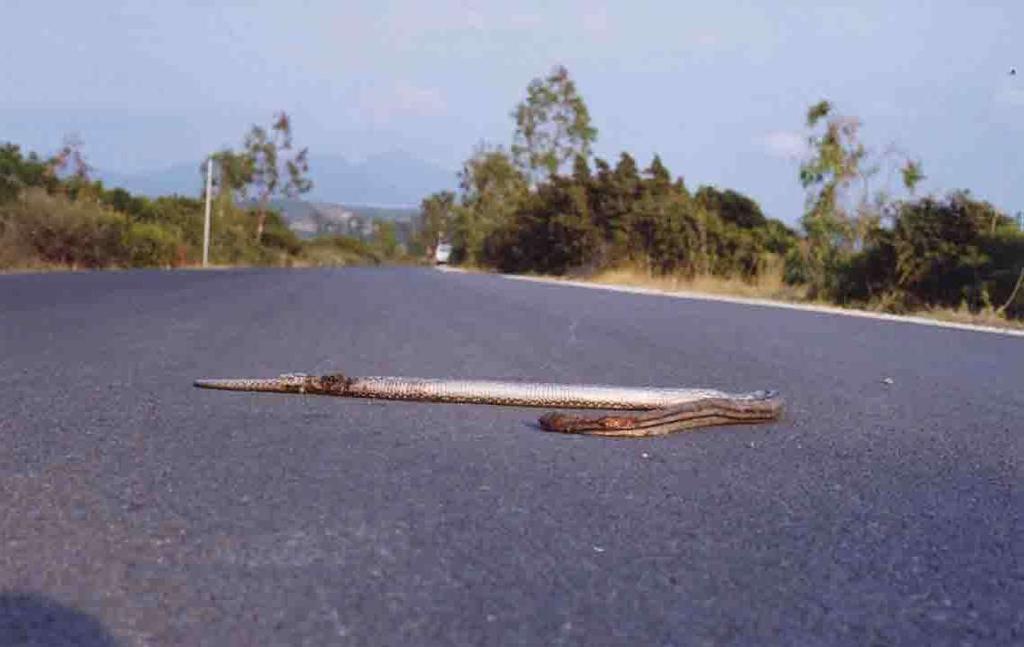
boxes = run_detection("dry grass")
[910,305,1024,331]
[553,263,1024,332]
[588,261,808,303]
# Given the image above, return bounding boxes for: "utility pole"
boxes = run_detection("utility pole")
[202,157,213,267]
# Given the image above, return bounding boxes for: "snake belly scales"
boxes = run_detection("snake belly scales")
[193,373,783,437]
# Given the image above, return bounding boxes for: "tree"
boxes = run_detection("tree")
[373,220,400,259]
[49,135,99,201]
[694,186,768,229]
[790,100,872,296]
[200,148,250,244]
[52,134,91,183]
[205,113,312,242]
[244,112,312,241]
[533,174,600,273]
[207,148,253,202]
[901,159,925,195]
[791,99,928,297]
[571,154,593,188]
[511,65,598,183]
[627,156,701,274]
[0,143,54,202]
[890,192,1015,308]
[834,191,1024,314]
[589,153,640,263]
[645,155,672,194]
[417,190,456,257]
[452,145,528,264]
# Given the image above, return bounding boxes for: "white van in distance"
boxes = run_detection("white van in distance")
[434,243,453,265]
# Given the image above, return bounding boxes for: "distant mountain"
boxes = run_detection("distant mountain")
[307,152,456,206]
[263,199,419,242]
[97,151,456,206]
[99,163,204,198]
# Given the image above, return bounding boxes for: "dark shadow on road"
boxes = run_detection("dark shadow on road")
[0,592,119,647]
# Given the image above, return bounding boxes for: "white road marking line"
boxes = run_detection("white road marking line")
[437,267,1024,338]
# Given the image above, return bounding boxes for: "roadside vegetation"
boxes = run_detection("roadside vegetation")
[3,71,1021,327]
[0,116,404,272]
[416,66,1024,324]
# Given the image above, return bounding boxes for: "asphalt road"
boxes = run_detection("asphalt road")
[1,267,1021,646]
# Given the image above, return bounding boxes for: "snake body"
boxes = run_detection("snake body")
[194,373,782,437]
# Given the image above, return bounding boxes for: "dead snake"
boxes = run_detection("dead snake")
[194,372,782,437]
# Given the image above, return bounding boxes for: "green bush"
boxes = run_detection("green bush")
[122,222,183,267]
[0,189,128,268]
[260,211,303,255]
[830,193,1024,317]
[0,182,314,270]
[0,140,408,272]
[301,235,380,266]
[0,144,57,203]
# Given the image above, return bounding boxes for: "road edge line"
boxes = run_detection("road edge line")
[470,271,1024,338]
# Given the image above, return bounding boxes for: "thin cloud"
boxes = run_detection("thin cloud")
[761,130,808,160]
[693,31,722,48]
[582,7,610,37]
[809,6,876,39]
[393,81,447,116]
[358,81,448,126]
[994,80,1024,107]
[381,3,540,39]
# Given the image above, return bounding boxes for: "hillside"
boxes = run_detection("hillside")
[263,199,418,245]
[97,151,456,207]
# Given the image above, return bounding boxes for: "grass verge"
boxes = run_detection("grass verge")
[499,264,1024,333]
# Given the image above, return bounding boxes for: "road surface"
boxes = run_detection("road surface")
[1,267,1021,645]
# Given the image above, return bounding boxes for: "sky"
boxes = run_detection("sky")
[1,0,1021,222]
